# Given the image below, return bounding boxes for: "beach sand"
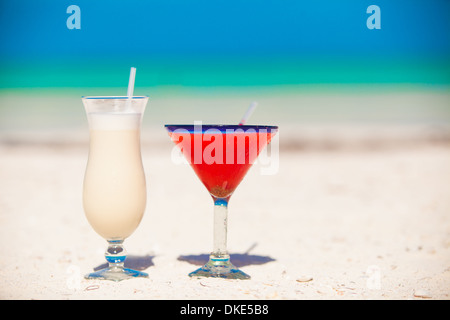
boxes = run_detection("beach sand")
[0,121,449,300]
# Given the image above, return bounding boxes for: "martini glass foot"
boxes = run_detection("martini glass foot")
[189,254,250,280]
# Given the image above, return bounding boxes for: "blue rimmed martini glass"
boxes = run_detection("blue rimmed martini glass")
[166,124,278,279]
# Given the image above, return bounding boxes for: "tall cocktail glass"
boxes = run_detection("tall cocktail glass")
[165,124,278,279]
[82,96,149,281]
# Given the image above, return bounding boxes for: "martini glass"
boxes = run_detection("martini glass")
[165,124,278,279]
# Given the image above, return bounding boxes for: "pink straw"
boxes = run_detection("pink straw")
[239,102,258,125]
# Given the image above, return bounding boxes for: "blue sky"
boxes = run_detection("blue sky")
[1,0,449,60]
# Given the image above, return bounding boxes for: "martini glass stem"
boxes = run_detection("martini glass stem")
[213,197,229,257]
[187,196,249,279]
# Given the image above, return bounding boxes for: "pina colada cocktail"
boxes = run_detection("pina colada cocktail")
[83,96,149,281]
[83,113,146,239]
[166,124,278,279]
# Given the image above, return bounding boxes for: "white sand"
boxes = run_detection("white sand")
[0,124,449,300]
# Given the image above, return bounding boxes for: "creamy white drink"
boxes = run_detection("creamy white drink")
[81,92,149,281]
[83,113,146,240]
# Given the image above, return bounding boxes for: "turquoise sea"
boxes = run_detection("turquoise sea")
[1,56,449,129]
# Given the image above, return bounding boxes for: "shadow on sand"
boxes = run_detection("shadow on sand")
[178,253,275,268]
[177,243,275,268]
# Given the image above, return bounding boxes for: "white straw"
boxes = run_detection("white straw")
[127,67,136,98]
[239,101,258,125]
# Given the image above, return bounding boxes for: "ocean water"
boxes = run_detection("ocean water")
[1,55,450,88]
[2,56,450,126]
